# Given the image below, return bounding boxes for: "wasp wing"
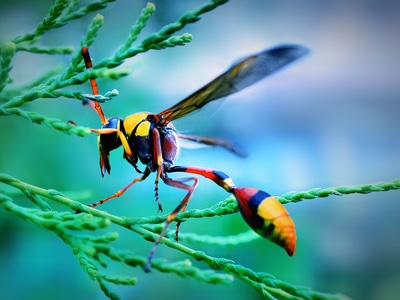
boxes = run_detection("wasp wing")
[156,44,309,125]
[178,133,249,158]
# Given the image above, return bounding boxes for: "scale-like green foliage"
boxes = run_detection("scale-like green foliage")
[0,1,398,299]
[3,173,398,299]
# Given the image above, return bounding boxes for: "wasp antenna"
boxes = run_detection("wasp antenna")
[81,47,98,95]
[81,46,107,125]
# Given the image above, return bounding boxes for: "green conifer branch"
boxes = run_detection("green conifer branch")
[0,107,90,136]
[0,42,16,93]
[116,2,156,56]
[176,230,259,245]
[61,0,115,23]
[80,13,105,49]
[277,178,400,203]
[33,0,69,39]
[0,0,228,138]
[145,178,400,223]
[1,1,396,299]
[12,0,114,46]
[98,0,229,66]
[0,173,396,299]
[15,45,74,54]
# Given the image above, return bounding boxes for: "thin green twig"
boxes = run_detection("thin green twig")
[0,173,396,299]
[97,0,229,67]
[1,0,392,299]
[0,108,91,136]
[277,178,400,204]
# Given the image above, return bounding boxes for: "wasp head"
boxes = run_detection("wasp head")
[98,117,125,176]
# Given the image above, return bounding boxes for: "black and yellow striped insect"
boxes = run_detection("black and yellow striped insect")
[80,45,308,271]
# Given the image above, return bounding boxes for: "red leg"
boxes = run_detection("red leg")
[166,165,236,192]
[87,168,151,208]
[145,129,203,271]
[86,126,150,208]
[145,175,199,272]
[163,176,199,240]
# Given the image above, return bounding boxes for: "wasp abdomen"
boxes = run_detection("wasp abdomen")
[232,187,296,256]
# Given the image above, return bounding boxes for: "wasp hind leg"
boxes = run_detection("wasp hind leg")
[145,175,199,272]
[162,175,200,240]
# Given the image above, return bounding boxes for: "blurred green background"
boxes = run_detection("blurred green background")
[1,0,400,299]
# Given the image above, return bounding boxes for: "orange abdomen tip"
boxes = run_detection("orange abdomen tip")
[232,187,297,256]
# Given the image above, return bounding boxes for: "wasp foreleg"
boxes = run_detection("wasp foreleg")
[87,168,151,208]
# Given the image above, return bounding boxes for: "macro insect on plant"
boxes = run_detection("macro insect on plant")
[80,45,309,272]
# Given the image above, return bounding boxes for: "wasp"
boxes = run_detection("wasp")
[80,44,308,271]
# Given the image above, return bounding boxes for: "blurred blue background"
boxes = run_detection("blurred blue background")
[1,0,399,299]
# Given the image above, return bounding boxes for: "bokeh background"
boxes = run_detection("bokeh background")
[1,0,400,299]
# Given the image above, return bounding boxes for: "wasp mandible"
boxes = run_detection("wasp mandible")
[80,45,309,271]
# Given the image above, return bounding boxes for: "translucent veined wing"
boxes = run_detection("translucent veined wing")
[178,133,249,158]
[156,44,309,126]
